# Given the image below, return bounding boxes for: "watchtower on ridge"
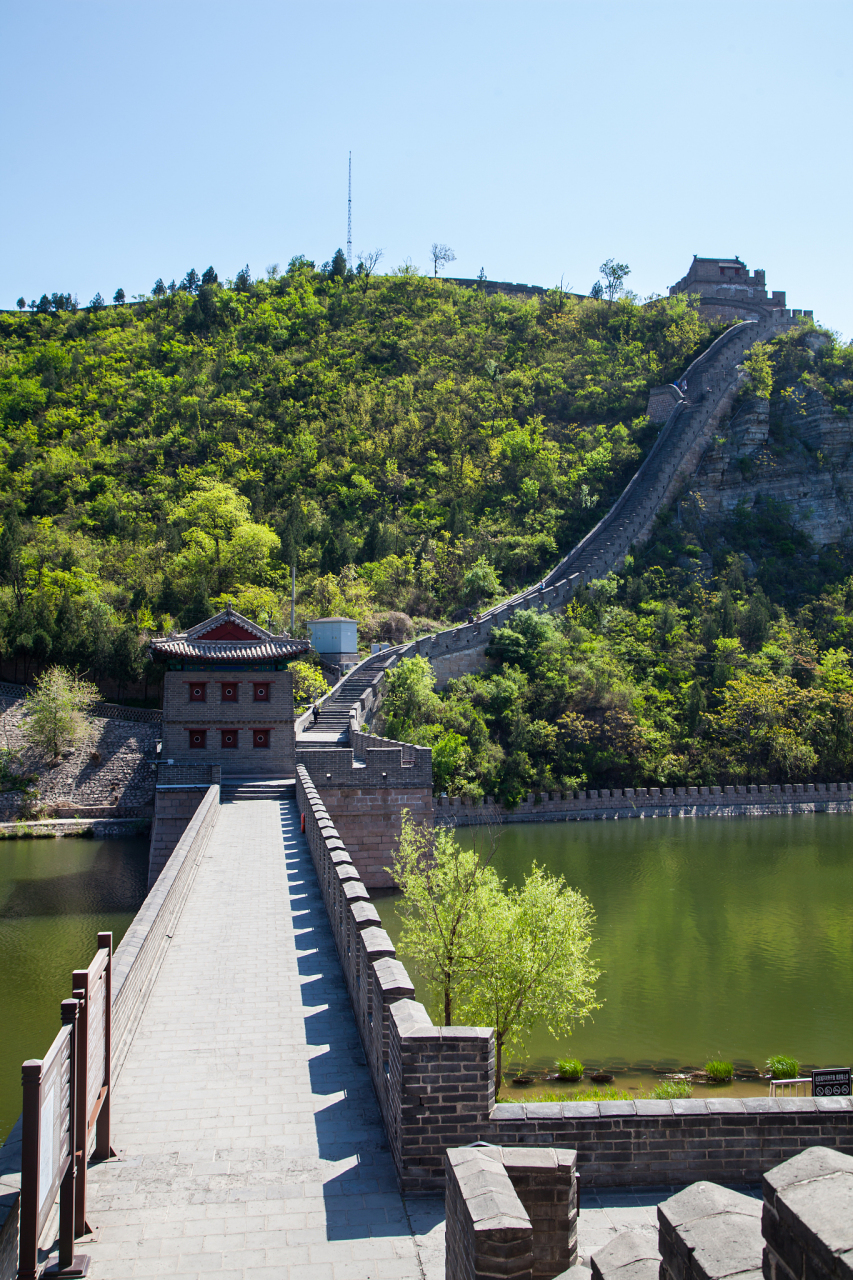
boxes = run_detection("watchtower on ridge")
[668,255,792,322]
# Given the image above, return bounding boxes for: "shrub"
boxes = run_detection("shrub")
[704,1059,734,1083]
[766,1055,799,1080]
[556,1058,583,1081]
[650,1079,693,1099]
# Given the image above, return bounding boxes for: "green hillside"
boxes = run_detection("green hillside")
[5,261,853,798]
[0,262,721,684]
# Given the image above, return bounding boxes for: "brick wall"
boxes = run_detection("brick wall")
[445,1146,578,1280]
[148,786,210,887]
[437,780,853,827]
[161,668,295,776]
[296,764,853,1198]
[298,736,433,888]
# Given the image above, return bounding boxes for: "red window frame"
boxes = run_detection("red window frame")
[221,729,239,749]
[252,729,271,749]
[220,682,239,703]
[252,682,271,703]
[188,682,207,703]
[188,729,207,749]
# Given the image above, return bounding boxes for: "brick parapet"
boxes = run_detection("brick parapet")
[296,763,853,1198]
[444,1145,578,1280]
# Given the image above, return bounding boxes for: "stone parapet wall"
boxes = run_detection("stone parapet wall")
[148,787,210,887]
[0,784,221,1280]
[483,1097,853,1188]
[296,763,853,1198]
[437,779,853,826]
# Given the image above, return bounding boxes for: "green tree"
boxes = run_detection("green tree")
[380,656,441,739]
[458,864,601,1091]
[290,660,330,710]
[744,341,773,399]
[430,243,456,278]
[16,297,25,311]
[113,288,126,306]
[389,813,502,1026]
[21,667,100,758]
[599,259,630,304]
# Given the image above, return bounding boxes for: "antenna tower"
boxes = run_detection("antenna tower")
[347,152,352,271]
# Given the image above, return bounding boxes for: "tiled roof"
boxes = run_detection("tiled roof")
[150,637,310,662]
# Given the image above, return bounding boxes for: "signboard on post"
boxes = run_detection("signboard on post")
[18,999,90,1280]
[71,932,112,1238]
[812,1068,852,1097]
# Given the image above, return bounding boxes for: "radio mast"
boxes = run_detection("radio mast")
[347,152,352,271]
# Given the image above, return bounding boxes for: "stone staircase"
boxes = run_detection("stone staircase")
[297,663,390,747]
[220,777,296,802]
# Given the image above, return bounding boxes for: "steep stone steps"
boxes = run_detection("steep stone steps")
[220,777,296,802]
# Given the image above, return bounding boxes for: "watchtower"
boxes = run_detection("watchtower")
[150,605,311,777]
[668,255,789,321]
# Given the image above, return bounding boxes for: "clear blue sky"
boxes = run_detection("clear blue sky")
[2,1,851,333]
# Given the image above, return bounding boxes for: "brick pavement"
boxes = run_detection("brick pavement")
[52,799,444,1280]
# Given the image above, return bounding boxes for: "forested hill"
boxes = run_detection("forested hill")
[0,262,725,689]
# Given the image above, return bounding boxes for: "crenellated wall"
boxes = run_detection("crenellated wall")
[298,735,432,887]
[296,764,853,1197]
[434,779,853,825]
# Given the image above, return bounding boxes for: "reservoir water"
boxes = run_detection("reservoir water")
[0,835,149,1144]
[374,814,853,1088]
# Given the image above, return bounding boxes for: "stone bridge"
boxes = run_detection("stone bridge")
[2,774,851,1280]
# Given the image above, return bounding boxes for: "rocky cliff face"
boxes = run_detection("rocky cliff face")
[683,378,853,548]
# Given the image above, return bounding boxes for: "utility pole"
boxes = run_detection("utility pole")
[347,151,352,272]
[291,563,296,634]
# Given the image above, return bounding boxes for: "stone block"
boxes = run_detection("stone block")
[659,1182,762,1280]
[591,1230,662,1280]
[762,1146,853,1280]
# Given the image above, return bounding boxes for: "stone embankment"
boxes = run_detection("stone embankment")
[0,683,158,822]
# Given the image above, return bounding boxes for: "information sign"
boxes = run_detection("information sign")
[812,1068,852,1097]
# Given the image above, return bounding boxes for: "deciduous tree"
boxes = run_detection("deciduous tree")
[430,243,456,278]
[22,667,100,758]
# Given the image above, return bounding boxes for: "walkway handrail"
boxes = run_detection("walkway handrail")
[769,1077,812,1098]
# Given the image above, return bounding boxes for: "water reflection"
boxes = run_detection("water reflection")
[375,814,853,1078]
[0,836,148,1143]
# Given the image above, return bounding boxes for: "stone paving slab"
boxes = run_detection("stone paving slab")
[42,799,443,1279]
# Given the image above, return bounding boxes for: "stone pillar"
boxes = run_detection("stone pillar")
[762,1146,853,1280]
[658,1182,762,1280]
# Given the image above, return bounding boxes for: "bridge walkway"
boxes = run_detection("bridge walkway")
[72,799,444,1279]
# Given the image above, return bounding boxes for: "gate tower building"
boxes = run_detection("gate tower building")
[150,605,311,778]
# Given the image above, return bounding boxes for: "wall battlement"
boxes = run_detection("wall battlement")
[296,764,853,1198]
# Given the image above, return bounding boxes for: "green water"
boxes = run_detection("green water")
[0,836,149,1144]
[375,815,853,1079]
